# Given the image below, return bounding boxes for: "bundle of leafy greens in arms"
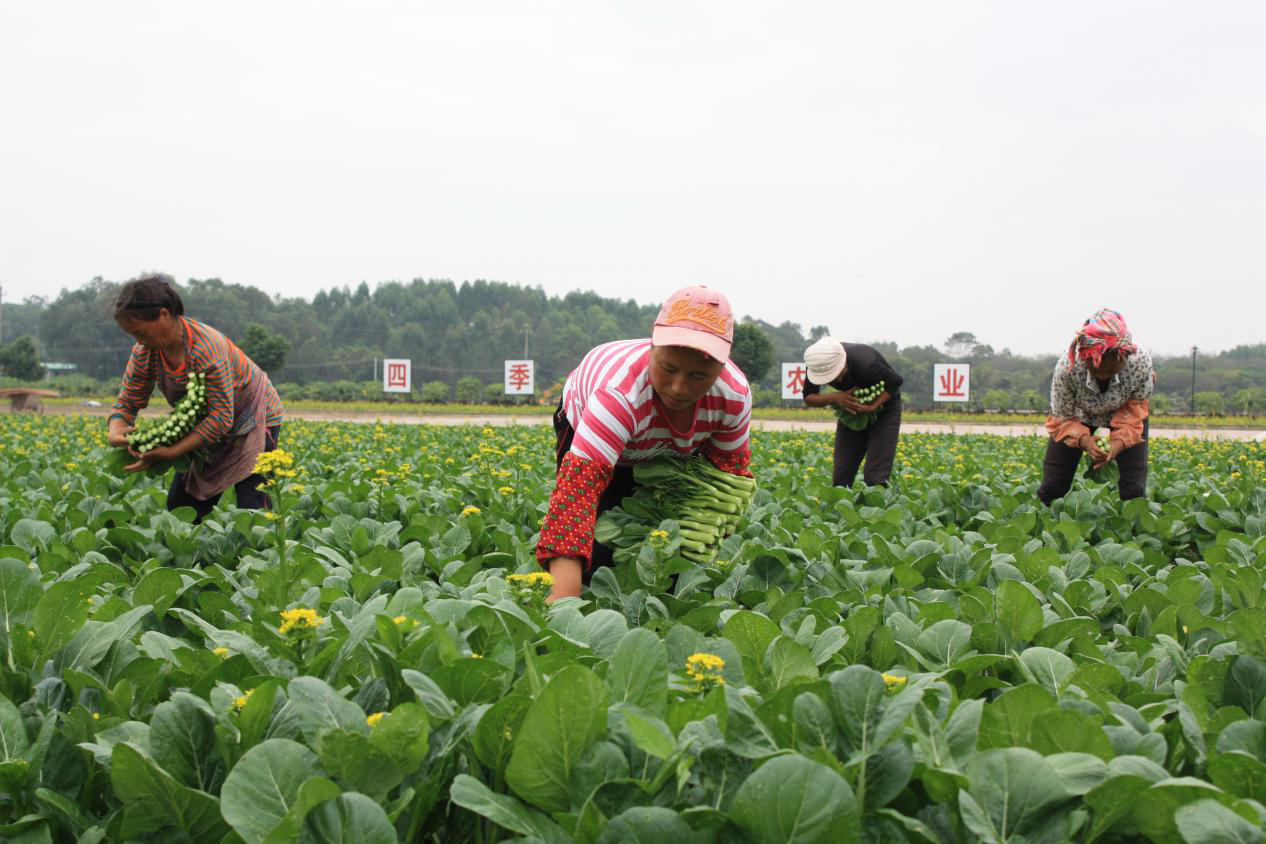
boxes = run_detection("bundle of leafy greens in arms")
[596,456,757,563]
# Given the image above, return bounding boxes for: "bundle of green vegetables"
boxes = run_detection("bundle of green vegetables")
[1084,429,1120,484]
[595,456,757,564]
[127,372,209,453]
[834,379,885,430]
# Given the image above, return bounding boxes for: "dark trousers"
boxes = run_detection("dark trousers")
[553,403,635,580]
[833,397,902,487]
[168,425,281,522]
[1037,420,1148,504]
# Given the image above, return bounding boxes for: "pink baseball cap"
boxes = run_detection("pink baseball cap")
[651,285,734,363]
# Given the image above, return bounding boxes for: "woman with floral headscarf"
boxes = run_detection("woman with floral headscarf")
[1038,308,1153,503]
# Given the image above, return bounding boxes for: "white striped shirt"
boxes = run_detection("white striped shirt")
[561,339,752,468]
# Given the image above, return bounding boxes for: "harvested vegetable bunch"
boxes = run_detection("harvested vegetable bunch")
[835,380,885,430]
[596,456,757,564]
[1084,429,1121,484]
[127,371,209,453]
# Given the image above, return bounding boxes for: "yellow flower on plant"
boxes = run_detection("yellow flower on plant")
[233,689,254,710]
[92,712,100,720]
[367,712,386,728]
[279,608,325,635]
[213,647,229,658]
[497,486,515,495]
[882,673,908,689]
[254,449,296,476]
[462,505,482,516]
[685,653,725,690]
[649,529,670,543]
[471,652,483,659]
[507,572,554,588]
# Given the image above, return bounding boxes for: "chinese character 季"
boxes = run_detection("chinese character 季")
[386,363,408,389]
[507,363,531,392]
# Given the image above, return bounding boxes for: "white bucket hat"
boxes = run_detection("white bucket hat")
[804,336,847,385]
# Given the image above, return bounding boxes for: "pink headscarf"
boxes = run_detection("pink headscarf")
[1068,308,1137,367]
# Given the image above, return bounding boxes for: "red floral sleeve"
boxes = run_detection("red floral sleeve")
[703,441,754,478]
[536,453,614,569]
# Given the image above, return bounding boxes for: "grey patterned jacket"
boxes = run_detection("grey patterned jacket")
[1049,348,1154,429]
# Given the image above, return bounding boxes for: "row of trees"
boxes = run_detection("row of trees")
[3,277,1265,414]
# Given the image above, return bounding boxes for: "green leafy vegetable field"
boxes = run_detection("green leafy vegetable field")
[1,414,1265,843]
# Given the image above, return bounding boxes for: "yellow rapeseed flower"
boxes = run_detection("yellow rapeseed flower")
[462,505,482,516]
[685,653,725,689]
[507,572,554,587]
[367,712,386,728]
[279,608,325,635]
[233,689,254,710]
[497,486,515,495]
[882,673,908,688]
[213,647,229,658]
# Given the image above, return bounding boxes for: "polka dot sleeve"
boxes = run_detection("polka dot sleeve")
[536,453,614,570]
[703,440,753,478]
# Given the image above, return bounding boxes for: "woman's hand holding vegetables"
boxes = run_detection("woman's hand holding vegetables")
[124,444,173,473]
[107,425,136,449]
[546,557,583,603]
[1093,438,1125,470]
[835,390,867,415]
[1079,434,1108,464]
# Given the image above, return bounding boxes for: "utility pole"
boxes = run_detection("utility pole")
[523,325,532,359]
[1190,346,1198,414]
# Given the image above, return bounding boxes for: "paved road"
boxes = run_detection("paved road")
[42,405,1266,441]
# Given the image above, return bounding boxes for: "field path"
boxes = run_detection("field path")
[39,405,1266,441]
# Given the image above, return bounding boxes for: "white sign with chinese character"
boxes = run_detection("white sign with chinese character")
[933,363,970,402]
[382,358,412,393]
[504,360,535,395]
[781,362,808,400]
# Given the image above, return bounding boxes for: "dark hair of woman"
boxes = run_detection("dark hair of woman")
[112,274,185,321]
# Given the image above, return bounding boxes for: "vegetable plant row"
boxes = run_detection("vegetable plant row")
[0,414,1265,843]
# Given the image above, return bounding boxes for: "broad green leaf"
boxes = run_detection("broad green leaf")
[620,707,676,760]
[505,664,611,813]
[597,806,701,844]
[729,754,859,844]
[260,777,341,844]
[725,610,781,686]
[220,739,324,844]
[0,694,29,761]
[284,677,367,742]
[767,636,819,690]
[300,792,397,843]
[450,773,570,844]
[978,684,1057,750]
[149,692,223,792]
[473,695,532,775]
[960,748,1073,844]
[1018,647,1077,695]
[110,743,229,843]
[0,557,41,639]
[1133,778,1239,844]
[368,703,429,775]
[33,580,89,654]
[316,730,402,799]
[995,580,1044,646]
[606,628,668,715]
[1175,799,1266,844]
[916,619,974,668]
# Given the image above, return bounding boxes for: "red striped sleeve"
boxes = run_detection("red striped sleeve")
[111,345,157,425]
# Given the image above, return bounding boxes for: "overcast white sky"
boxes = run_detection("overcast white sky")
[2,1,1264,356]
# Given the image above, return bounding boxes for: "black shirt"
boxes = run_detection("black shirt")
[802,342,903,398]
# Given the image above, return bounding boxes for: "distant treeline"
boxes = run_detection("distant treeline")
[2,277,1264,414]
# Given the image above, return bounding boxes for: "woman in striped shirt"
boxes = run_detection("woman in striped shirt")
[106,275,285,521]
[539,285,754,602]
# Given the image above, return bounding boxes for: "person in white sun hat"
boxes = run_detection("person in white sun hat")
[801,336,904,487]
